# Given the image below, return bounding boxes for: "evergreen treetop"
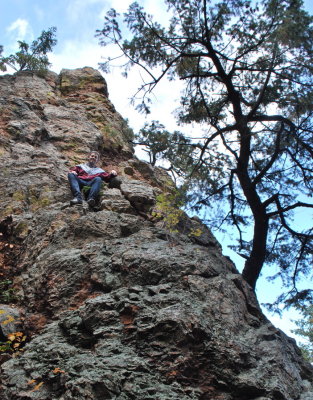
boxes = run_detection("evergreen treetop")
[0,27,57,73]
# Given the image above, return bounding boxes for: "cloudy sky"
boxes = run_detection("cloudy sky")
[1,0,312,341]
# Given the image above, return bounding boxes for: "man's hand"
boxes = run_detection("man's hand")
[69,170,78,175]
[111,170,117,176]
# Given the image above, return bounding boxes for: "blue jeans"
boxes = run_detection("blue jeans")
[68,173,102,201]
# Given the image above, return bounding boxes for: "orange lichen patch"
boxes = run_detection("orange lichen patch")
[120,315,134,325]
[67,293,99,311]
[167,370,178,377]
[30,381,44,392]
[24,313,48,335]
[68,280,101,310]
[120,305,140,326]
[52,367,65,374]
[2,314,15,325]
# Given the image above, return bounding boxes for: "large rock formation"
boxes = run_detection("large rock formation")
[0,67,312,400]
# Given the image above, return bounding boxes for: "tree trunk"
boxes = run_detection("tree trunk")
[242,211,269,289]
[236,135,269,290]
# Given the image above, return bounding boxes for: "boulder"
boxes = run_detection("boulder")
[0,305,22,337]
[120,179,156,213]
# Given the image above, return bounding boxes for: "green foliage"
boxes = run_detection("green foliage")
[152,190,205,239]
[292,306,313,362]
[81,183,106,204]
[82,185,92,196]
[97,0,313,308]
[0,331,27,355]
[0,340,12,353]
[0,27,57,72]
[152,191,185,233]
[135,120,203,178]
[135,121,170,166]
[0,45,5,71]
[0,280,18,303]
[121,118,134,142]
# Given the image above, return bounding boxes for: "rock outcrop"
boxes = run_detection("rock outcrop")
[0,67,312,400]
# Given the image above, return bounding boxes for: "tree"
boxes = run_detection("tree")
[0,45,5,72]
[134,121,171,166]
[97,0,313,308]
[292,305,313,362]
[0,27,57,72]
[134,121,197,176]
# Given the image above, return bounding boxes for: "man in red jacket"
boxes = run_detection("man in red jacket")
[68,151,117,207]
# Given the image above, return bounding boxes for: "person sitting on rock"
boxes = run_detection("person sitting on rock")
[68,151,117,207]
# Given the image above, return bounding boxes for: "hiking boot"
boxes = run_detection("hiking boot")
[70,197,83,206]
[87,198,95,207]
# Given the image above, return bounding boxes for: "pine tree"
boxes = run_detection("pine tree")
[292,306,313,362]
[0,27,57,73]
[97,0,313,308]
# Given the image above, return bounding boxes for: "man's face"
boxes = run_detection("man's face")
[88,152,98,164]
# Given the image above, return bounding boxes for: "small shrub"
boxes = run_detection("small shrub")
[0,280,18,303]
[0,331,27,355]
[152,191,185,233]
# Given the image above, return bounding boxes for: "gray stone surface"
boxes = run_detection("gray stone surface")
[100,188,135,214]
[0,68,312,400]
[120,179,156,212]
[0,305,22,337]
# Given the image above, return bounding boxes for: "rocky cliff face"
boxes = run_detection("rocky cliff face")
[0,67,312,400]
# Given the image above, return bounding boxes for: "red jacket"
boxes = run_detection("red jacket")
[70,163,114,182]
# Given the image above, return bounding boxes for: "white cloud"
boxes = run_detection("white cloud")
[50,40,100,73]
[6,18,32,41]
[108,0,132,13]
[66,0,111,22]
